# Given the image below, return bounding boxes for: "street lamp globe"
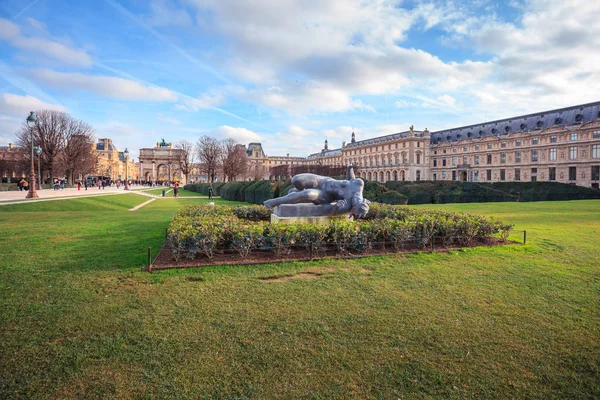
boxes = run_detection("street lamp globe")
[27,111,37,128]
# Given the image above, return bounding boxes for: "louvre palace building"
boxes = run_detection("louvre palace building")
[249,101,600,189]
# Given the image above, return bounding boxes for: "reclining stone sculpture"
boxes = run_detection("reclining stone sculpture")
[263,166,370,219]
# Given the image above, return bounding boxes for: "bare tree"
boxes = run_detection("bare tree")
[221,138,249,182]
[195,136,222,183]
[59,117,97,184]
[16,110,67,181]
[16,110,99,184]
[175,140,195,183]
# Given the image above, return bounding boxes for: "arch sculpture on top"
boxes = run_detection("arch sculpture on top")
[263,165,371,219]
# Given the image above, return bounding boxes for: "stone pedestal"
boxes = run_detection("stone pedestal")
[271,204,353,225]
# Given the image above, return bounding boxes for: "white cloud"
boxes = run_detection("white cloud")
[0,17,92,67]
[147,0,193,27]
[157,114,182,125]
[241,83,376,115]
[207,125,262,143]
[0,93,66,117]
[175,93,224,111]
[30,69,179,101]
[0,18,20,39]
[11,36,93,67]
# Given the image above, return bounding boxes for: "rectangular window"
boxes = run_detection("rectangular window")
[452,171,456,181]
[453,148,457,153]
[593,130,600,139]
[442,171,447,179]
[550,135,557,143]
[550,148,557,161]
[591,166,599,181]
[487,143,492,149]
[416,153,421,164]
[515,169,520,181]
[531,175,537,182]
[500,152,506,164]
[569,166,577,181]
[475,145,480,151]
[569,146,577,160]
[433,159,437,167]
[549,167,556,181]
[486,169,492,181]
[463,156,468,165]
[532,138,539,145]
[500,169,505,181]
[487,154,492,164]
[531,150,538,162]
[593,144,599,159]
[516,140,521,147]
[531,168,537,174]
[570,133,578,141]
[417,142,420,147]
[474,155,480,165]
[501,142,506,148]
[515,151,521,163]
[442,158,447,167]
[463,146,467,152]
[473,171,479,181]
[452,156,457,166]
[433,172,437,181]
[403,143,406,148]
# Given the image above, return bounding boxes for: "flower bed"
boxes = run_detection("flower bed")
[156,204,513,268]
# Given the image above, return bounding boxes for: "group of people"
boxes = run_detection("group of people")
[17,179,29,191]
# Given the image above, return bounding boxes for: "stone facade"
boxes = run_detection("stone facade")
[94,138,138,181]
[138,140,186,183]
[248,102,600,189]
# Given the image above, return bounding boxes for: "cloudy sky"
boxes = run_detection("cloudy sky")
[1,0,599,158]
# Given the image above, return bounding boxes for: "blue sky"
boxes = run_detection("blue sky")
[1,0,599,159]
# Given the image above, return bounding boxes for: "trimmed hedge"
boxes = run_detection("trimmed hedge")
[166,203,512,261]
[385,181,518,204]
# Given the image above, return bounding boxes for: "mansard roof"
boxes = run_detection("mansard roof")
[430,101,600,144]
[345,130,426,148]
[308,148,342,158]
[246,142,264,156]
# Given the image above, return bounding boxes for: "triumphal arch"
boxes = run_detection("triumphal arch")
[138,139,186,183]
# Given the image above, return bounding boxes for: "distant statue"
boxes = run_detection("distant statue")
[159,138,168,147]
[264,166,370,219]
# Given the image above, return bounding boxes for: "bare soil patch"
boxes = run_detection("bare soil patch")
[152,238,516,271]
[259,272,322,282]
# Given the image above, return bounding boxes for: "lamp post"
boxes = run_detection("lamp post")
[25,112,39,198]
[35,146,42,190]
[124,148,129,190]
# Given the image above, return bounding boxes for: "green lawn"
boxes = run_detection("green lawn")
[0,196,598,399]
[138,188,208,197]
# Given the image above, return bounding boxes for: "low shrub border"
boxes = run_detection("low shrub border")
[150,203,516,270]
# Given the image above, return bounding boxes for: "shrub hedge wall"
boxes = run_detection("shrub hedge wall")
[166,203,512,261]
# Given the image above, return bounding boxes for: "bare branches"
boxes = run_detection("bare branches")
[221,138,249,182]
[15,110,97,183]
[195,136,222,183]
[175,140,195,183]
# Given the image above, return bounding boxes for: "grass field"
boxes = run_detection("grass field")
[0,194,598,399]
[139,188,208,197]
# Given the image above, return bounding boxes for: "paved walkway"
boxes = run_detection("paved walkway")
[0,186,170,205]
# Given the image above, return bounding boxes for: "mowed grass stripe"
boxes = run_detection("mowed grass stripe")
[0,199,598,399]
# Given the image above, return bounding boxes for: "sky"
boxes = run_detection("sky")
[0,0,599,160]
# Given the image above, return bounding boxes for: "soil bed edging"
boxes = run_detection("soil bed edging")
[150,238,518,271]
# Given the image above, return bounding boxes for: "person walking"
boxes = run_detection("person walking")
[84,180,88,190]
[77,181,81,190]
[173,182,179,197]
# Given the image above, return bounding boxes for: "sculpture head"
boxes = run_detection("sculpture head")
[351,197,371,219]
